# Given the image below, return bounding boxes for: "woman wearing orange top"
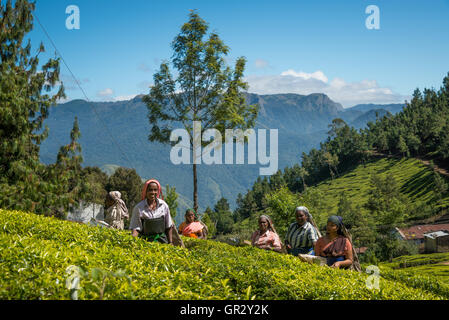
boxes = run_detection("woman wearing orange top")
[251,215,282,252]
[178,209,208,239]
[314,215,353,269]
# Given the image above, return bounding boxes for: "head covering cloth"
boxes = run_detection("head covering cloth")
[141,179,164,201]
[295,206,310,217]
[326,215,362,272]
[295,206,322,237]
[186,208,199,221]
[107,191,129,219]
[327,215,344,234]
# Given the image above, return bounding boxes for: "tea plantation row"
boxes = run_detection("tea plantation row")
[1,209,448,300]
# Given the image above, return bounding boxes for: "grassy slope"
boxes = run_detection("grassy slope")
[305,157,449,226]
[1,209,449,300]
[378,253,449,285]
[300,157,449,286]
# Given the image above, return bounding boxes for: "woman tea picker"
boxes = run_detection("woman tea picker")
[178,208,208,239]
[314,215,355,269]
[129,179,174,244]
[284,206,320,256]
[251,215,282,252]
[104,191,129,230]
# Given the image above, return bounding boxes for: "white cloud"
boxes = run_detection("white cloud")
[280,70,328,83]
[246,70,409,108]
[56,96,71,104]
[255,59,269,69]
[112,94,138,101]
[97,88,114,97]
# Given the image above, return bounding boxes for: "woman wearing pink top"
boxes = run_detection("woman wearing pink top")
[251,215,282,252]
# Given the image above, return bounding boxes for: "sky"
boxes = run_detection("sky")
[26,0,449,108]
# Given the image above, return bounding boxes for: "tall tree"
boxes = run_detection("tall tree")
[106,167,142,212]
[50,117,88,211]
[365,173,409,228]
[0,0,65,215]
[323,151,339,179]
[397,135,408,157]
[81,166,109,205]
[211,197,234,234]
[298,166,309,191]
[143,10,259,212]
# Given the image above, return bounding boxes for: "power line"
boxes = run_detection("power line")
[33,13,134,168]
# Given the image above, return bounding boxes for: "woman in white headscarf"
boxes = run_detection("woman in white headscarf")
[104,191,129,230]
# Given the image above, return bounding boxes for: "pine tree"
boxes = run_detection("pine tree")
[298,166,309,191]
[81,166,108,205]
[50,117,87,211]
[0,0,65,215]
[212,197,234,234]
[397,135,408,157]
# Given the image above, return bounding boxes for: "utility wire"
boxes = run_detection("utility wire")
[33,13,134,168]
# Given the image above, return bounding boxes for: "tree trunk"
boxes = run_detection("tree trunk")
[301,175,307,191]
[193,162,198,212]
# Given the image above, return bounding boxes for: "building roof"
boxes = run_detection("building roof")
[396,224,449,240]
[424,231,449,239]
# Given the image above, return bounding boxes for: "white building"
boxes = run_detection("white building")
[66,201,104,224]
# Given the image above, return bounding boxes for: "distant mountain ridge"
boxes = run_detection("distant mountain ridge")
[345,103,404,114]
[349,109,391,129]
[39,93,404,223]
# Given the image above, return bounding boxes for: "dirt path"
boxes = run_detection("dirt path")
[417,157,449,177]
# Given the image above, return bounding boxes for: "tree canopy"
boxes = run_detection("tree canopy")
[0,0,66,215]
[143,10,259,212]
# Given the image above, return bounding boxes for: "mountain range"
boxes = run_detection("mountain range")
[39,93,404,223]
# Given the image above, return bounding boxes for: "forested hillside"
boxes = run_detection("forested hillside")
[230,73,449,262]
[38,94,403,218]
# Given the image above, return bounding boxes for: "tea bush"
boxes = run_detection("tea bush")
[0,209,447,300]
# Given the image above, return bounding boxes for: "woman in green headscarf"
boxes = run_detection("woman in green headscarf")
[178,208,208,239]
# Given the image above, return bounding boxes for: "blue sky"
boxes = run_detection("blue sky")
[28,0,449,107]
